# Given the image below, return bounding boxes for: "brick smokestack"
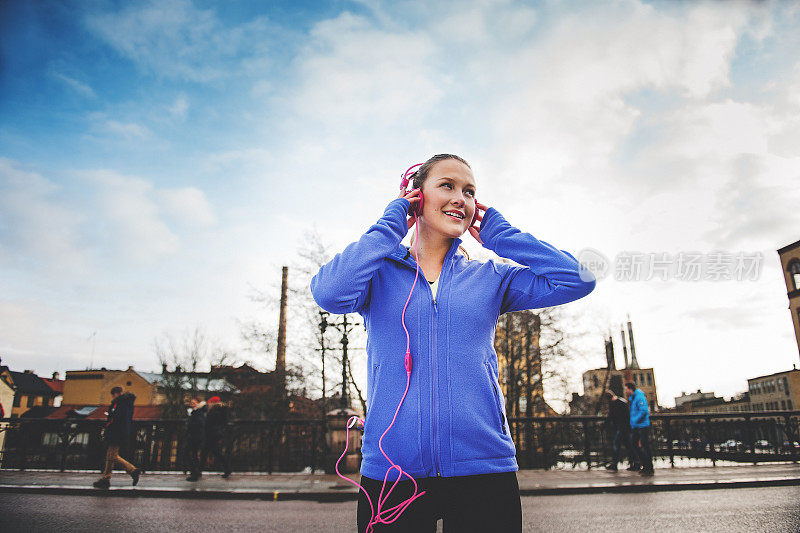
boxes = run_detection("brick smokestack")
[276,267,288,384]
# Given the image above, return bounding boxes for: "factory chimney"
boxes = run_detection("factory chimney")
[627,315,640,370]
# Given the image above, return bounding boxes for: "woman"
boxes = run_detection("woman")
[311,154,595,532]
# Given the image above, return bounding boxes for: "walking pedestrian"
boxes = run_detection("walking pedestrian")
[311,154,596,532]
[202,396,232,478]
[185,398,207,482]
[625,382,654,475]
[92,386,141,489]
[604,391,635,471]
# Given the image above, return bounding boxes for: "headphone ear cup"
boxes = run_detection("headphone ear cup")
[411,190,424,217]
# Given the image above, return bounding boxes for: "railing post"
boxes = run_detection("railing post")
[583,419,591,470]
[310,421,318,474]
[705,417,716,467]
[786,413,798,464]
[745,415,756,465]
[664,417,674,468]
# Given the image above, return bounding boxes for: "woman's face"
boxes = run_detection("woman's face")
[420,159,477,239]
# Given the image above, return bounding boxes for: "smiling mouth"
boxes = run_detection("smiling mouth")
[443,211,465,220]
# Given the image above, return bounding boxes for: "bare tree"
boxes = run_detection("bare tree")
[246,228,368,415]
[153,327,232,419]
[495,305,591,417]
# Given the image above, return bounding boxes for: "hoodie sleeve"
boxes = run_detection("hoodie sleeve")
[630,392,649,426]
[311,198,411,315]
[478,207,596,314]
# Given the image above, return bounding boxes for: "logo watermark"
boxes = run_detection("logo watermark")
[576,249,763,282]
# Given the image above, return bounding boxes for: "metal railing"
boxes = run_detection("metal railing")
[1,411,798,472]
[509,411,800,469]
[0,418,329,474]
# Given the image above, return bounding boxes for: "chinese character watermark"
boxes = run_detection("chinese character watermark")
[577,249,763,282]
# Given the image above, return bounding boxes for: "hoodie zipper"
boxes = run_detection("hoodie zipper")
[431,294,441,477]
[393,243,460,478]
[419,260,443,477]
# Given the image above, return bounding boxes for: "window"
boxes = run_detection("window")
[26,395,35,407]
[781,400,786,410]
[789,400,793,410]
[778,379,784,391]
[784,377,790,396]
[42,433,59,446]
[789,260,800,290]
[646,374,652,386]
[593,375,599,388]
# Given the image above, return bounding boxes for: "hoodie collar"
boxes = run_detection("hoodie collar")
[389,237,462,268]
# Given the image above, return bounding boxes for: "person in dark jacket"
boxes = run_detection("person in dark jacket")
[185,398,207,481]
[604,391,635,472]
[625,382,654,475]
[201,396,232,478]
[93,387,141,489]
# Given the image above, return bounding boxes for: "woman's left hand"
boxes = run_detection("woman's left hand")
[468,201,488,244]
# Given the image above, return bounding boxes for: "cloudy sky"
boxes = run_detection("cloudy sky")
[2,0,799,408]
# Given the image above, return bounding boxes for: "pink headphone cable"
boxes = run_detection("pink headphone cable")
[334,164,426,532]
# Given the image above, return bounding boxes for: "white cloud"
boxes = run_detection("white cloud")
[168,94,189,120]
[157,187,217,228]
[50,71,96,98]
[103,119,152,140]
[83,169,179,261]
[84,0,274,83]
[286,12,443,127]
[0,158,88,272]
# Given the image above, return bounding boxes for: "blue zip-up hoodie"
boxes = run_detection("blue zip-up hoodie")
[311,198,595,480]
[629,388,651,429]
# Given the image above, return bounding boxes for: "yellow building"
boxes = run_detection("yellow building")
[747,368,799,412]
[62,367,159,406]
[61,366,236,409]
[778,238,800,360]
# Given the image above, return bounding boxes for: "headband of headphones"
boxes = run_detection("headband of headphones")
[400,163,423,191]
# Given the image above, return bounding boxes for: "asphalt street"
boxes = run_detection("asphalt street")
[1,485,798,532]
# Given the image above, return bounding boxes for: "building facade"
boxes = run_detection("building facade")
[62,367,160,406]
[0,364,62,418]
[573,318,659,414]
[778,239,800,360]
[747,368,799,412]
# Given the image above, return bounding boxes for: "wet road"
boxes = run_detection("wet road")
[1,485,798,532]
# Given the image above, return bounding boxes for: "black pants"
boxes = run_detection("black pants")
[201,434,231,474]
[187,440,202,476]
[631,427,653,471]
[611,429,633,467]
[357,471,521,532]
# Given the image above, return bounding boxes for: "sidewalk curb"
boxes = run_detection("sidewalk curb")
[1,477,798,501]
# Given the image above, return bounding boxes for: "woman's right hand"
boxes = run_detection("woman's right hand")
[398,187,422,229]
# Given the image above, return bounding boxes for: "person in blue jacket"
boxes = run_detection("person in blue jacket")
[311,154,596,532]
[625,382,654,475]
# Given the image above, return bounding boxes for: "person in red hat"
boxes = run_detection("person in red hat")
[202,396,232,478]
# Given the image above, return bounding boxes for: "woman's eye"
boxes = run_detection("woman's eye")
[465,190,475,197]
[441,183,453,189]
